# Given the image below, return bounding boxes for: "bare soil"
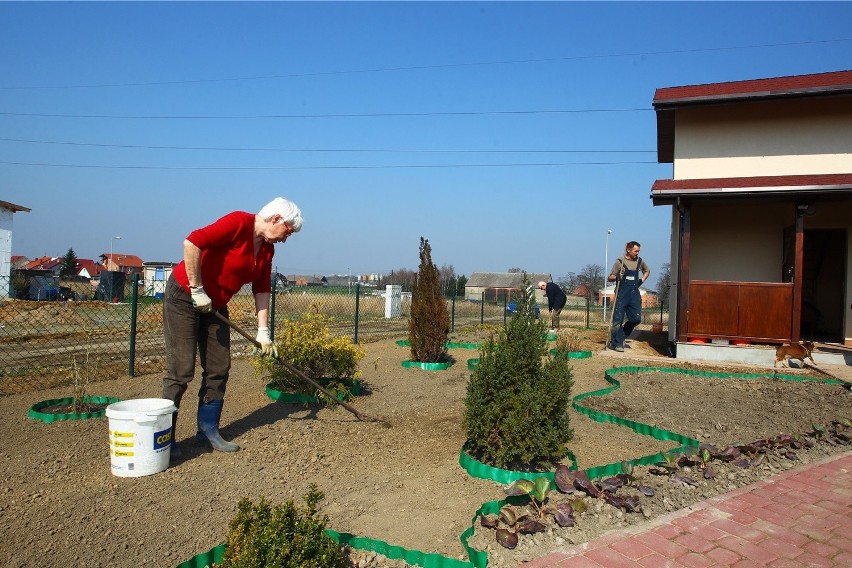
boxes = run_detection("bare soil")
[1,328,850,568]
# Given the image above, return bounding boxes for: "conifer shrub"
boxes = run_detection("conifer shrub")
[254,308,365,404]
[217,484,348,568]
[464,275,574,471]
[408,237,451,363]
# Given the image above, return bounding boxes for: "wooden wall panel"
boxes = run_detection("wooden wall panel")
[688,282,739,336]
[687,280,793,342]
[739,284,792,340]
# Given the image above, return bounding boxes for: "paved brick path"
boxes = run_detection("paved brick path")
[521,451,852,567]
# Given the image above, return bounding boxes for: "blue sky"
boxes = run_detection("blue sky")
[2,1,851,285]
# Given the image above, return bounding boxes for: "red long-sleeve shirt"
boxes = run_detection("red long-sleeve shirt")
[173,211,273,309]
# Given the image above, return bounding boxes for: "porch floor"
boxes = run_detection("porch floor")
[675,340,852,377]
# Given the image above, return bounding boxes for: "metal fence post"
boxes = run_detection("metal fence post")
[269,274,277,340]
[451,290,456,332]
[480,291,485,324]
[129,274,139,377]
[354,282,361,344]
[585,295,591,329]
[503,293,508,325]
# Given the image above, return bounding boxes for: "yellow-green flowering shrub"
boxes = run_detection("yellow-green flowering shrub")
[255,310,365,404]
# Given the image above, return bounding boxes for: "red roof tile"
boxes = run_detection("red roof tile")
[75,259,102,277]
[654,70,852,105]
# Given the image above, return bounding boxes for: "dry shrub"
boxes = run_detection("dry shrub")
[554,330,584,353]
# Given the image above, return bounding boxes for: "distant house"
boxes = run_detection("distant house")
[272,272,289,289]
[0,200,30,298]
[287,274,327,287]
[23,256,62,275]
[75,259,102,280]
[599,283,657,308]
[465,272,552,303]
[10,255,29,270]
[102,253,144,277]
[324,274,356,287]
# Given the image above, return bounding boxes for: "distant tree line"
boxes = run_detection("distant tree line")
[377,264,466,297]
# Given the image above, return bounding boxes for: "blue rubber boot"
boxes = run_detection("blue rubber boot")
[169,412,183,461]
[196,399,240,452]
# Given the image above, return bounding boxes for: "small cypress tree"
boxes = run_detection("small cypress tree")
[408,237,450,363]
[464,273,574,471]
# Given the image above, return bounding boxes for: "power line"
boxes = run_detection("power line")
[0,108,648,119]
[0,137,654,154]
[0,159,659,170]
[2,38,849,91]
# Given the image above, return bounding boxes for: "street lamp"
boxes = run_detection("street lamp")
[110,236,122,269]
[109,236,121,301]
[603,229,612,322]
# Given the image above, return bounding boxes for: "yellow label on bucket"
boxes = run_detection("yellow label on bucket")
[112,431,135,438]
[114,450,135,457]
[113,441,134,448]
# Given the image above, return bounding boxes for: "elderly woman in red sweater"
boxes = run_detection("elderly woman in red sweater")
[162,197,303,460]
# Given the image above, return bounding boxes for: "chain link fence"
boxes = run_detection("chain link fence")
[0,275,668,395]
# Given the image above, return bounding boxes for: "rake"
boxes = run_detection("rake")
[212,311,391,428]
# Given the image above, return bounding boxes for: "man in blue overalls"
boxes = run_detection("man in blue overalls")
[608,241,651,352]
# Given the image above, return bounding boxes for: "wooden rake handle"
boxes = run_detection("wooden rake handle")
[211,311,391,428]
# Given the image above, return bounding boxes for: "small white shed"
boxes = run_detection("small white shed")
[0,200,31,299]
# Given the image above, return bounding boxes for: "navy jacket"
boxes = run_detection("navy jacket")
[544,282,567,311]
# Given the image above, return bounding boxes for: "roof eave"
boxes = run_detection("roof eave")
[653,86,852,109]
[651,184,852,206]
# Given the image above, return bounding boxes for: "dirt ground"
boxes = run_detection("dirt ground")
[1,327,850,568]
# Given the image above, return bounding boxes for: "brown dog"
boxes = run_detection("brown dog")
[774,341,816,368]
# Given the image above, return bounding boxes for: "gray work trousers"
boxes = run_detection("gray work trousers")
[161,275,231,408]
[550,306,563,330]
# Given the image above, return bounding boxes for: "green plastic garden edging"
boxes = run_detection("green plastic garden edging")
[457,365,852,566]
[446,341,482,350]
[265,380,362,403]
[569,365,851,479]
[549,349,592,359]
[396,339,482,350]
[179,365,852,568]
[458,441,579,485]
[401,360,453,370]
[177,530,476,568]
[27,395,121,423]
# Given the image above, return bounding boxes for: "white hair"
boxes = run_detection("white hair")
[258,197,303,232]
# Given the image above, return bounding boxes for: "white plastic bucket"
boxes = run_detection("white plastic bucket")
[106,398,176,477]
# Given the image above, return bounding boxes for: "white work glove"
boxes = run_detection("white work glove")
[254,327,278,357]
[189,286,212,313]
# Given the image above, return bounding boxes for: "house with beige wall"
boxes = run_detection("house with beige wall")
[651,70,852,358]
[465,272,551,304]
